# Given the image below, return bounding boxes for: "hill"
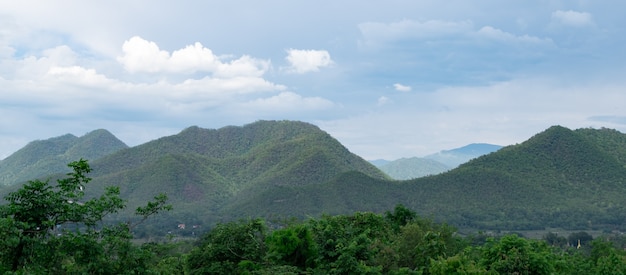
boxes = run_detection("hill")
[425,143,502,167]
[3,123,626,234]
[0,129,128,186]
[226,125,626,231]
[378,157,450,180]
[79,120,389,231]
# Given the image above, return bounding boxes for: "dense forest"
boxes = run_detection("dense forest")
[2,122,626,234]
[2,161,626,274]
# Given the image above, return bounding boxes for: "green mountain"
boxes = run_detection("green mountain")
[0,129,128,186]
[80,120,389,229]
[227,125,626,231]
[378,157,450,180]
[3,123,626,233]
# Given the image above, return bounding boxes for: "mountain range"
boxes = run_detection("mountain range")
[1,121,626,234]
[374,143,503,180]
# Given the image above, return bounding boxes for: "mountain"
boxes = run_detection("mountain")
[0,129,128,186]
[3,123,626,233]
[76,120,389,230]
[424,143,502,168]
[369,159,390,167]
[226,125,626,231]
[377,157,450,180]
[373,143,502,180]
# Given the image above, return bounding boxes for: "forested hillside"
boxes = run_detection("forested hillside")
[1,122,626,234]
[80,120,389,232]
[227,125,626,231]
[0,129,127,186]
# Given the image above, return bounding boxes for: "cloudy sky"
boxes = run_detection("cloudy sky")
[1,1,625,160]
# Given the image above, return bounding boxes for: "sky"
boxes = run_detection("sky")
[1,1,625,160]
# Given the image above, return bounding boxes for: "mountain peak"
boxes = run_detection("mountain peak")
[0,130,128,186]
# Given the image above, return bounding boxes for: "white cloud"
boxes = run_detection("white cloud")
[551,10,594,27]
[240,91,334,112]
[45,66,117,87]
[284,49,333,74]
[393,83,412,92]
[475,26,551,45]
[175,76,285,94]
[118,36,270,77]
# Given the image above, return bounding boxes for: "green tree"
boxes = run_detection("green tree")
[308,212,391,274]
[479,234,555,275]
[590,239,626,274]
[394,218,461,273]
[186,219,267,274]
[0,159,172,273]
[543,232,568,248]
[385,204,417,232]
[266,223,317,270]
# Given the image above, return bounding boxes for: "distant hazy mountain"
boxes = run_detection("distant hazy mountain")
[372,143,501,180]
[0,129,128,186]
[378,157,450,180]
[369,159,390,167]
[424,143,502,168]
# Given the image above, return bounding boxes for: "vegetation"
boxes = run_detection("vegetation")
[2,122,626,235]
[0,159,171,273]
[2,159,626,273]
[0,129,127,186]
[182,206,626,274]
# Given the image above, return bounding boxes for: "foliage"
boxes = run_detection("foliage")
[3,123,626,237]
[479,235,556,274]
[186,219,267,274]
[0,159,171,273]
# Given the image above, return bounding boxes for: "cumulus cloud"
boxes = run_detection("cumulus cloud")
[393,83,411,92]
[118,36,270,77]
[45,66,117,87]
[284,49,333,74]
[551,10,594,27]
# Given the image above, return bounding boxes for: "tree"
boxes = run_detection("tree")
[186,219,267,274]
[479,234,555,275]
[385,204,417,232]
[266,223,317,269]
[0,159,172,273]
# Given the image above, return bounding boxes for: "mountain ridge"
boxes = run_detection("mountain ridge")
[2,122,626,233]
[0,129,128,186]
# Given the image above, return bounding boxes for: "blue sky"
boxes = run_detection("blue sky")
[1,1,625,160]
